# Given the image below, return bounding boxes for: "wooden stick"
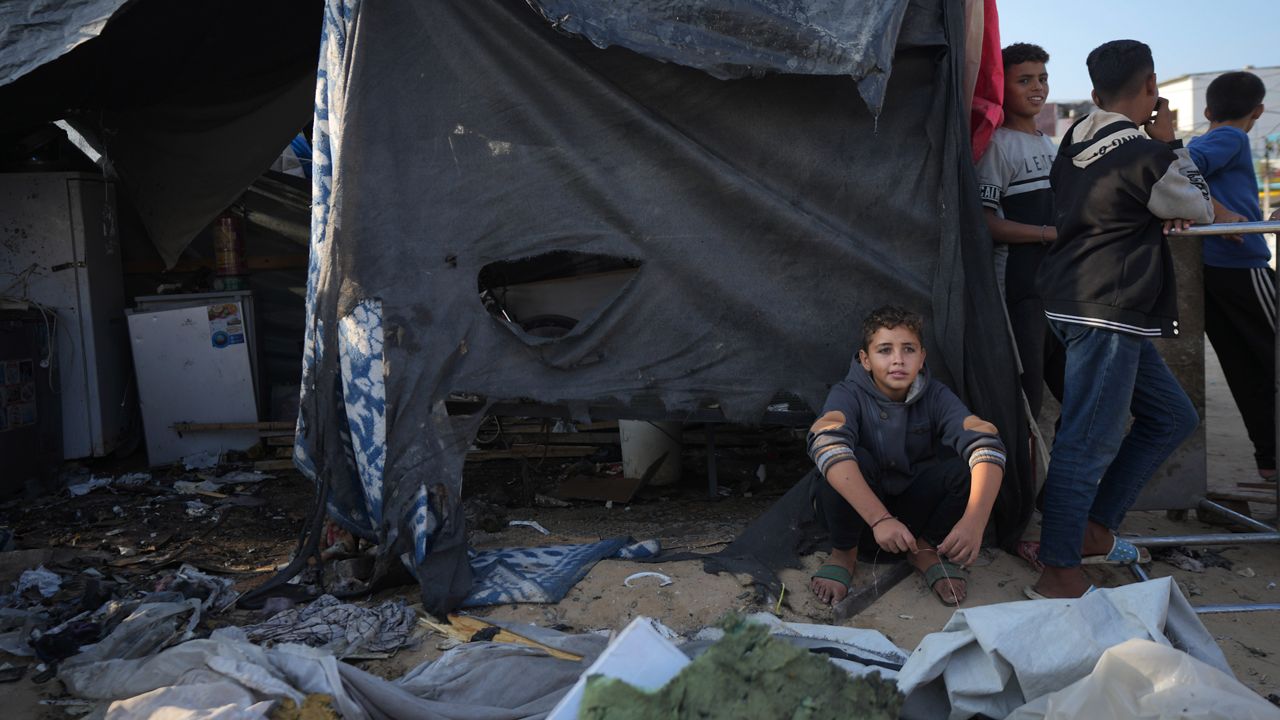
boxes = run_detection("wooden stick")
[173,421,294,432]
[1207,490,1277,505]
[466,445,596,461]
[418,615,582,662]
[253,459,296,471]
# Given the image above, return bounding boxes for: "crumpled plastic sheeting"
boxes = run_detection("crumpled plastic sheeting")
[896,578,1232,720]
[60,600,204,697]
[524,0,911,114]
[75,628,364,719]
[1006,638,1280,720]
[73,624,607,720]
[105,680,276,720]
[16,566,61,598]
[0,0,129,87]
[393,629,609,716]
[240,594,416,657]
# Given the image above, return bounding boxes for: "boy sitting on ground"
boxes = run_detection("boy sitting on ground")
[807,306,1005,607]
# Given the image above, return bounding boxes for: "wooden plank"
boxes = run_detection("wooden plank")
[466,445,596,461]
[502,432,619,445]
[174,421,294,432]
[1207,490,1277,505]
[123,254,309,274]
[417,615,583,662]
[265,435,296,447]
[253,459,296,471]
[833,562,913,621]
[555,473,644,503]
[498,430,791,447]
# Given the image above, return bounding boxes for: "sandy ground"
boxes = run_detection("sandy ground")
[449,340,1280,701]
[5,339,1279,715]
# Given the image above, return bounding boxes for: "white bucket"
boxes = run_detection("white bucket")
[619,420,682,487]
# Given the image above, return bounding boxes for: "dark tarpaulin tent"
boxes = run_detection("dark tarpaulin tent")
[0,0,319,267]
[296,0,1030,615]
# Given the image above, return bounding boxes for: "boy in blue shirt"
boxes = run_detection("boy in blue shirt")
[1187,71,1273,481]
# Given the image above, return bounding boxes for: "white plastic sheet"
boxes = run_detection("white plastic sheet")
[896,578,1231,720]
[1006,639,1280,720]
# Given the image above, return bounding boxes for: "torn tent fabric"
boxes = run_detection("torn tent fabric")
[0,1,319,268]
[296,0,1027,614]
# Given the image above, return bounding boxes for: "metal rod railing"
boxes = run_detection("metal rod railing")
[1166,221,1280,236]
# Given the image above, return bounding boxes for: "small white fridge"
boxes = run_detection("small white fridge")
[127,299,260,466]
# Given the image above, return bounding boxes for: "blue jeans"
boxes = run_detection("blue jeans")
[1038,321,1198,568]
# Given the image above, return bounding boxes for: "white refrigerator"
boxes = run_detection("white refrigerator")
[0,172,129,459]
[127,300,259,466]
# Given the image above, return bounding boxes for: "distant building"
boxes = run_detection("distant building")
[1161,66,1279,230]
[1034,100,1096,146]
[1160,65,1279,161]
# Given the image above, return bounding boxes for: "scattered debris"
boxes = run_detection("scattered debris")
[0,663,25,683]
[240,594,416,657]
[16,566,61,599]
[182,450,221,470]
[1155,547,1205,573]
[184,501,212,518]
[1153,546,1234,572]
[206,471,272,485]
[156,564,240,612]
[509,520,551,535]
[66,476,112,497]
[420,614,583,661]
[1238,567,1257,579]
[535,493,571,508]
[623,572,673,588]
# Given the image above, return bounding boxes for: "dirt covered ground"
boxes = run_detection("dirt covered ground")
[2,341,1278,715]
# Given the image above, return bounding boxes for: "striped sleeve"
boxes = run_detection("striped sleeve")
[807,394,860,477]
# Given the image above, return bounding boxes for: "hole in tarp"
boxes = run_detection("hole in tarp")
[478,251,640,339]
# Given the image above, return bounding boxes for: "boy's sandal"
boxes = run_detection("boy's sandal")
[1081,536,1151,566]
[811,564,853,590]
[1016,541,1045,572]
[921,560,967,606]
[1023,584,1097,601]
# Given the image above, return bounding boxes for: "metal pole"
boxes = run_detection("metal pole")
[1107,219,1280,613]
[1166,220,1280,236]
[1197,498,1276,533]
[1126,532,1280,548]
[1263,143,1272,221]
[1195,604,1280,614]
[706,425,718,499]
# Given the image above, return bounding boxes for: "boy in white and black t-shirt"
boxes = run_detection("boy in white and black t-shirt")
[975,43,1064,422]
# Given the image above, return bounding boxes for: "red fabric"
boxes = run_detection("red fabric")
[969,0,1003,163]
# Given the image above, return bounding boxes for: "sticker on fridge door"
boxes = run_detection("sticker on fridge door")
[207,303,245,348]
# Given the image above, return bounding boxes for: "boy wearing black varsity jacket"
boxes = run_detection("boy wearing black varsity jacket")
[1029,40,1214,600]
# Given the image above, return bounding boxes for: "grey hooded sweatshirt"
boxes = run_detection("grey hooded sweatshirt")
[807,363,1006,495]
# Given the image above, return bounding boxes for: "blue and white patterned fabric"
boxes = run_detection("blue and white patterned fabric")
[296,0,390,542]
[337,298,386,533]
[463,539,660,607]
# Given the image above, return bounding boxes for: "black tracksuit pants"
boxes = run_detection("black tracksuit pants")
[1204,265,1276,471]
[812,447,970,556]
